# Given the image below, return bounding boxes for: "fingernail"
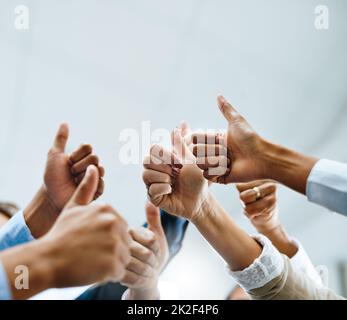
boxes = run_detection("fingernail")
[219,95,225,102]
[172,166,180,173]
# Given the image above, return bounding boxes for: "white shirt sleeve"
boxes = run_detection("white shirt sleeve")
[307,159,347,216]
[228,235,284,291]
[289,238,322,285]
[229,235,325,293]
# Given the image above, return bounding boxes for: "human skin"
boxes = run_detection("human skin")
[121,202,169,300]
[236,180,298,259]
[143,128,262,272]
[24,123,105,238]
[1,166,131,300]
[191,95,318,194]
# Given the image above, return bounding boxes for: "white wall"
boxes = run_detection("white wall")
[1,0,347,299]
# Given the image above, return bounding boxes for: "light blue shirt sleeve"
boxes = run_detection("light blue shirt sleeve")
[0,261,11,300]
[307,159,347,216]
[0,211,35,251]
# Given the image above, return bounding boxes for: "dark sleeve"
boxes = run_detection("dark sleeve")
[76,210,189,300]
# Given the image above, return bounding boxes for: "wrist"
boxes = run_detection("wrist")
[252,214,281,235]
[257,139,285,180]
[259,224,298,258]
[190,192,216,226]
[37,235,72,289]
[24,186,60,238]
[259,139,318,194]
[31,238,58,289]
[1,239,56,299]
[192,194,262,271]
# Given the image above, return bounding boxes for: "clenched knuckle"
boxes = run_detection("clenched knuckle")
[245,206,255,215]
[99,203,114,213]
[143,155,151,166]
[269,184,277,193]
[81,144,92,153]
[240,193,248,203]
[142,249,153,261]
[90,154,99,163]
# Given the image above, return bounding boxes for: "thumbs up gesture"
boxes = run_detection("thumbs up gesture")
[191,95,267,184]
[44,123,105,212]
[142,123,209,221]
[120,202,169,300]
[42,165,131,287]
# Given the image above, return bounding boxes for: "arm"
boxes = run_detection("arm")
[193,193,262,271]
[144,125,341,300]
[191,95,318,194]
[0,239,56,299]
[236,180,323,284]
[0,212,35,251]
[194,199,341,299]
[143,125,262,272]
[191,96,347,215]
[258,140,318,195]
[0,124,105,247]
[236,180,298,258]
[1,166,131,300]
[22,187,60,239]
[26,123,105,238]
[76,209,188,300]
[248,254,344,300]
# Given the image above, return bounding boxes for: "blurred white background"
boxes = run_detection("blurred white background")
[1,0,347,299]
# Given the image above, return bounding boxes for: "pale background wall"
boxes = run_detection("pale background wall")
[1,0,347,299]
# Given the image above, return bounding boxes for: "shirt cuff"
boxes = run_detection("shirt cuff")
[290,238,323,285]
[307,159,347,215]
[228,235,284,291]
[0,211,35,251]
[0,261,12,300]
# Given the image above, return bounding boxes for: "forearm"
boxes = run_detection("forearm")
[260,224,298,259]
[260,140,318,195]
[24,186,60,238]
[0,239,56,299]
[193,193,262,271]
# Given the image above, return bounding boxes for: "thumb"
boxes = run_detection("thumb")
[53,123,69,152]
[65,165,99,209]
[217,95,241,124]
[171,128,195,164]
[145,202,164,235]
[178,120,191,137]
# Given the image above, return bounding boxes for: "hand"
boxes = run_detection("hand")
[42,165,131,287]
[191,95,267,184]
[236,180,280,234]
[236,180,298,258]
[121,202,169,299]
[143,123,209,221]
[44,123,105,212]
